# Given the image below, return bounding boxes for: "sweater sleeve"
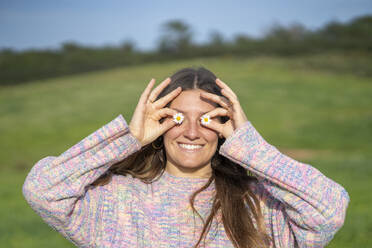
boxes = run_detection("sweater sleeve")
[219,121,350,248]
[22,114,142,247]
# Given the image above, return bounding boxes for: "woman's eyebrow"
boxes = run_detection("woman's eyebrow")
[171,108,210,115]
[171,108,184,113]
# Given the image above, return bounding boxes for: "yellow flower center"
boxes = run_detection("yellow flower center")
[176,116,181,121]
[204,118,209,122]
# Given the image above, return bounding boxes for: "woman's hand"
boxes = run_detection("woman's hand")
[200,78,248,139]
[129,78,181,146]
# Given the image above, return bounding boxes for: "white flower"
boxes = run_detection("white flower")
[173,113,184,124]
[200,114,211,125]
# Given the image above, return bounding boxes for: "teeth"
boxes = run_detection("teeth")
[179,143,203,150]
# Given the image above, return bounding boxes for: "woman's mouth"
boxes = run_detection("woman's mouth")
[178,143,204,152]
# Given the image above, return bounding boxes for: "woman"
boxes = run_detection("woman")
[23,67,349,248]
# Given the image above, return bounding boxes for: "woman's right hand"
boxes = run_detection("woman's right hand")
[129,78,181,147]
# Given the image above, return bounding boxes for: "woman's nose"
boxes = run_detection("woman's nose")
[183,120,200,140]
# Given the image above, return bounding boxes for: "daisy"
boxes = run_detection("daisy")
[173,113,184,124]
[200,114,211,125]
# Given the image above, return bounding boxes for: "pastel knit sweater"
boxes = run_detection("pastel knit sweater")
[23,114,349,248]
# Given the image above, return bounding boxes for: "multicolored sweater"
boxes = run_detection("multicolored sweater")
[23,114,349,247]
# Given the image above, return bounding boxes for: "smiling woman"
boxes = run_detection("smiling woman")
[22,67,349,248]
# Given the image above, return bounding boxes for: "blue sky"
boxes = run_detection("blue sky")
[1,0,371,51]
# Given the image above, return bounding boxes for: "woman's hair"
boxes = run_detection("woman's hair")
[93,67,271,248]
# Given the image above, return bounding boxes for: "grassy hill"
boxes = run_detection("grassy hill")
[1,54,371,247]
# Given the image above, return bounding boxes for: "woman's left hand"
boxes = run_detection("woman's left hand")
[199,78,248,139]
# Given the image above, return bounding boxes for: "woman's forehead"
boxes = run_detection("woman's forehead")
[170,89,216,113]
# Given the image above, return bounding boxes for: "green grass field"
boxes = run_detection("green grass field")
[1,54,371,247]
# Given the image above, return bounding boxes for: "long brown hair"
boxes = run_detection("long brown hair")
[93,67,272,248]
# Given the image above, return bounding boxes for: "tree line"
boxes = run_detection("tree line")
[1,15,371,86]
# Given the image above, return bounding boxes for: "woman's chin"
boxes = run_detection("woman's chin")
[166,160,212,177]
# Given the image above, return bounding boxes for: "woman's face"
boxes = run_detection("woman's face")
[163,89,220,178]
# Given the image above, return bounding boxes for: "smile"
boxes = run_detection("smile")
[178,143,204,151]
